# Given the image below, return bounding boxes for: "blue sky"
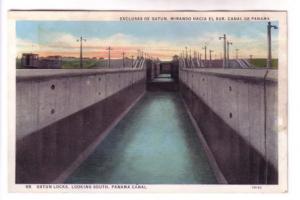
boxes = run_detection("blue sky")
[16,20,279,60]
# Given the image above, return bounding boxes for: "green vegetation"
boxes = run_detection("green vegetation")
[61,59,103,69]
[249,58,278,69]
[16,58,22,69]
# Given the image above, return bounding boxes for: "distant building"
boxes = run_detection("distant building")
[21,53,39,68]
[39,56,62,69]
[20,54,62,69]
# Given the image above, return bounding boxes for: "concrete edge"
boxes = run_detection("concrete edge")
[181,68,278,82]
[52,91,146,183]
[180,95,228,184]
[16,68,145,81]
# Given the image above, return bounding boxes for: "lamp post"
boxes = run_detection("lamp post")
[185,47,188,59]
[267,21,278,68]
[202,44,207,63]
[106,46,113,68]
[131,55,134,68]
[249,54,253,67]
[235,48,239,59]
[190,48,192,68]
[197,52,200,67]
[185,46,188,67]
[227,41,233,67]
[219,34,226,68]
[137,49,140,59]
[122,52,125,68]
[209,50,214,67]
[77,36,86,68]
[200,53,202,67]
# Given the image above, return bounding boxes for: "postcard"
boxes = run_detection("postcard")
[7,10,287,193]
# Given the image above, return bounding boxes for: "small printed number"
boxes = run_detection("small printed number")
[25,185,31,189]
[251,186,262,189]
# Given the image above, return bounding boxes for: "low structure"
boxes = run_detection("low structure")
[20,54,62,69]
[39,56,62,69]
[21,53,39,68]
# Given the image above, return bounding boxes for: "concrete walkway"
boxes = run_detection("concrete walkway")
[65,92,217,184]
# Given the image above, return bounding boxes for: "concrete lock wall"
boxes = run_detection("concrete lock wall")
[16,68,146,183]
[179,67,278,184]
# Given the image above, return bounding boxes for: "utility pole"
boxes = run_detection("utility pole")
[235,48,239,59]
[200,53,202,67]
[189,48,192,68]
[131,55,134,68]
[202,44,207,63]
[185,47,188,67]
[267,21,278,68]
[137,49,140,59]
[250,54,253,60]
[209,50,214,67]
[77,36,86,69]
[249,54,253,67]
[106,46,113,68]
[227,41,233,67]
[219,34,226,68]
[122,52,125,68]
[197,52,200,67]
[185,47,188,59]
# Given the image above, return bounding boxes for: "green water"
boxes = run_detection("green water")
[65,92,217,184]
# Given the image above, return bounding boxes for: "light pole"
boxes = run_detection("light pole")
[137,49,140,59]
[249,54,253,67]
[106,46,113,68]
[77,36,86,68]
[190,48,192,68]
[209,50,214,67]
[122,52,125,68]
[197,52,200,67]
[200,53,202,67]
[227,41,233,67]
[235,48,239,59]
[185,47,188,67]
[267,21,278,68]
[131,55,134,68]
[202,44,207,63]
[219,34,227,68]
[185,47,188,59]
